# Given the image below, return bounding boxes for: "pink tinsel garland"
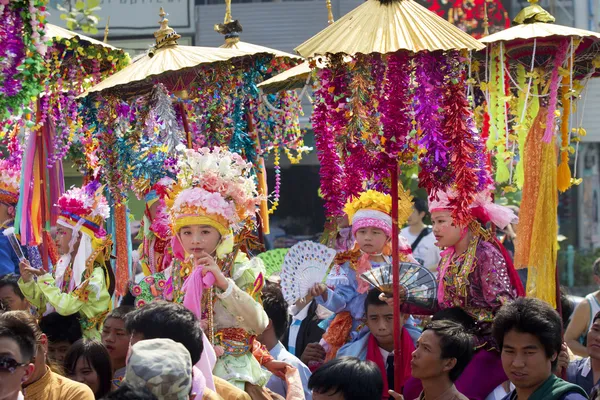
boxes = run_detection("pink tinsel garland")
[543,39,570,143]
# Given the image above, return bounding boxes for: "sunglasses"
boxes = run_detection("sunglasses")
[0,356,29,373]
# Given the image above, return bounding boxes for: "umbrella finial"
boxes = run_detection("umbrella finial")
[514,1,555,25]
[152,7,181,53]
[103,16,110,43]
[214,0,243,47]
[224,0,233,24]
[482,1,489,36]
[326,0,335,25]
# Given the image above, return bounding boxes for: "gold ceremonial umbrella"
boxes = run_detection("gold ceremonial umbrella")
[479,0,600,78]
[295,0,484,57]
[80,8,250,99]
[294,0,484,388]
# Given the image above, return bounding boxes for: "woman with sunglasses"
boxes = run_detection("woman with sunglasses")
[0,311,94,400]
[0,311,36,400]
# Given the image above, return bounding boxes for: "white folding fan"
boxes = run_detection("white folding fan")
[280,241,337,305]
[360,262,438,310]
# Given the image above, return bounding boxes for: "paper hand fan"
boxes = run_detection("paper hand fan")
[280,241,337,305]
[258,248,289,278]
[360,262,437,310]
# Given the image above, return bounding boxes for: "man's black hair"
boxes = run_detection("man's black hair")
[414,198,429,216]
[101,382,158,400]
[364,288,388,315]
[64,339,113,399]
[105,305,135,321]
[593,310,600,326]
[39,312,82,344]
[593,258,600,277]
[492,297,562,367]
[261,282,289,339]
[424,320,474,382]
[124,301,204,364]
[0,274,24,299]
[432,307,476,332]
[0,311,36,362]
[308,357,383,400]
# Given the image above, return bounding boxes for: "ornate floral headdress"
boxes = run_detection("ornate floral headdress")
[344,187,413,237]
[57,180,110,239]
[428,187,518,230]
[0,160,20,205]
[55,180,111,290]
[169,147,261,258]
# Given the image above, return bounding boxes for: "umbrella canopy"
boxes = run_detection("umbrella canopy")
[46,23,120,50]
[80,9,250,98]
[295,0,484,57]
[479,2,600,78]
[257,61,311,93]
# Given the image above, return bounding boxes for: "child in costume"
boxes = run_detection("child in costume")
[18,181,114,340]
[0,160,24,275]
[137,177,175,276]
[309,189,416,359]
[132,147,287,395]
[396,188,525,400]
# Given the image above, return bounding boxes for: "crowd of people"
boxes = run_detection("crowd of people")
[0,146,598,400]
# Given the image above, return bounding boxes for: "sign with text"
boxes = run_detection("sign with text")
[47,0,194,37]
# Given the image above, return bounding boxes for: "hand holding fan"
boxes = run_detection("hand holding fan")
[360,262,437,310]
[280,241,337,305]
[258,248,289,278]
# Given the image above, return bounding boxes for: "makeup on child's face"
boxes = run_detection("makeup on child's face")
[178,225,221,257]
[431,211,462,248]
[55,226,74,256]
[355,227,388,254]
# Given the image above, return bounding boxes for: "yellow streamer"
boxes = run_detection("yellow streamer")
[514,108,558,308]
[557,55,573,192]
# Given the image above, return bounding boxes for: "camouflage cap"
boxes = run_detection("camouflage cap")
[125,338,192,400]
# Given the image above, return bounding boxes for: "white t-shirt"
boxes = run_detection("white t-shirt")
[401,227,441,273]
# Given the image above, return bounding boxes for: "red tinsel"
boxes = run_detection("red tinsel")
[443,52,480,226]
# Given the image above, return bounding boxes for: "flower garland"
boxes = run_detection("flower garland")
[0,0,48,120]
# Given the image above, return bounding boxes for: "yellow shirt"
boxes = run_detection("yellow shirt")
[213,376,251,400]
[23,367,95,400]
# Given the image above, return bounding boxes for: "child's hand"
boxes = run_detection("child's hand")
[301,343,326,365]
[379,288,407,308]
[196,252,228,291]
[309,283,328,300]
[19,260,42,283]
[264,360,290,379]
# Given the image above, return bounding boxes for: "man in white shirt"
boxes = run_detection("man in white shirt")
[401,198,441,273]
[259,283,312,400]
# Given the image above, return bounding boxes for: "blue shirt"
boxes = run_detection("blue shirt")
[266,342,312,400]
[0,233,20,276]
[566,357,598,395]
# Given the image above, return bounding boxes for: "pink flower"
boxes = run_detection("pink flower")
[202,173,219,192]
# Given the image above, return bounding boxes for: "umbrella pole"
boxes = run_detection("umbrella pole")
[391,164,401,390]
[246,112,270,240]
[177,102,192,149]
